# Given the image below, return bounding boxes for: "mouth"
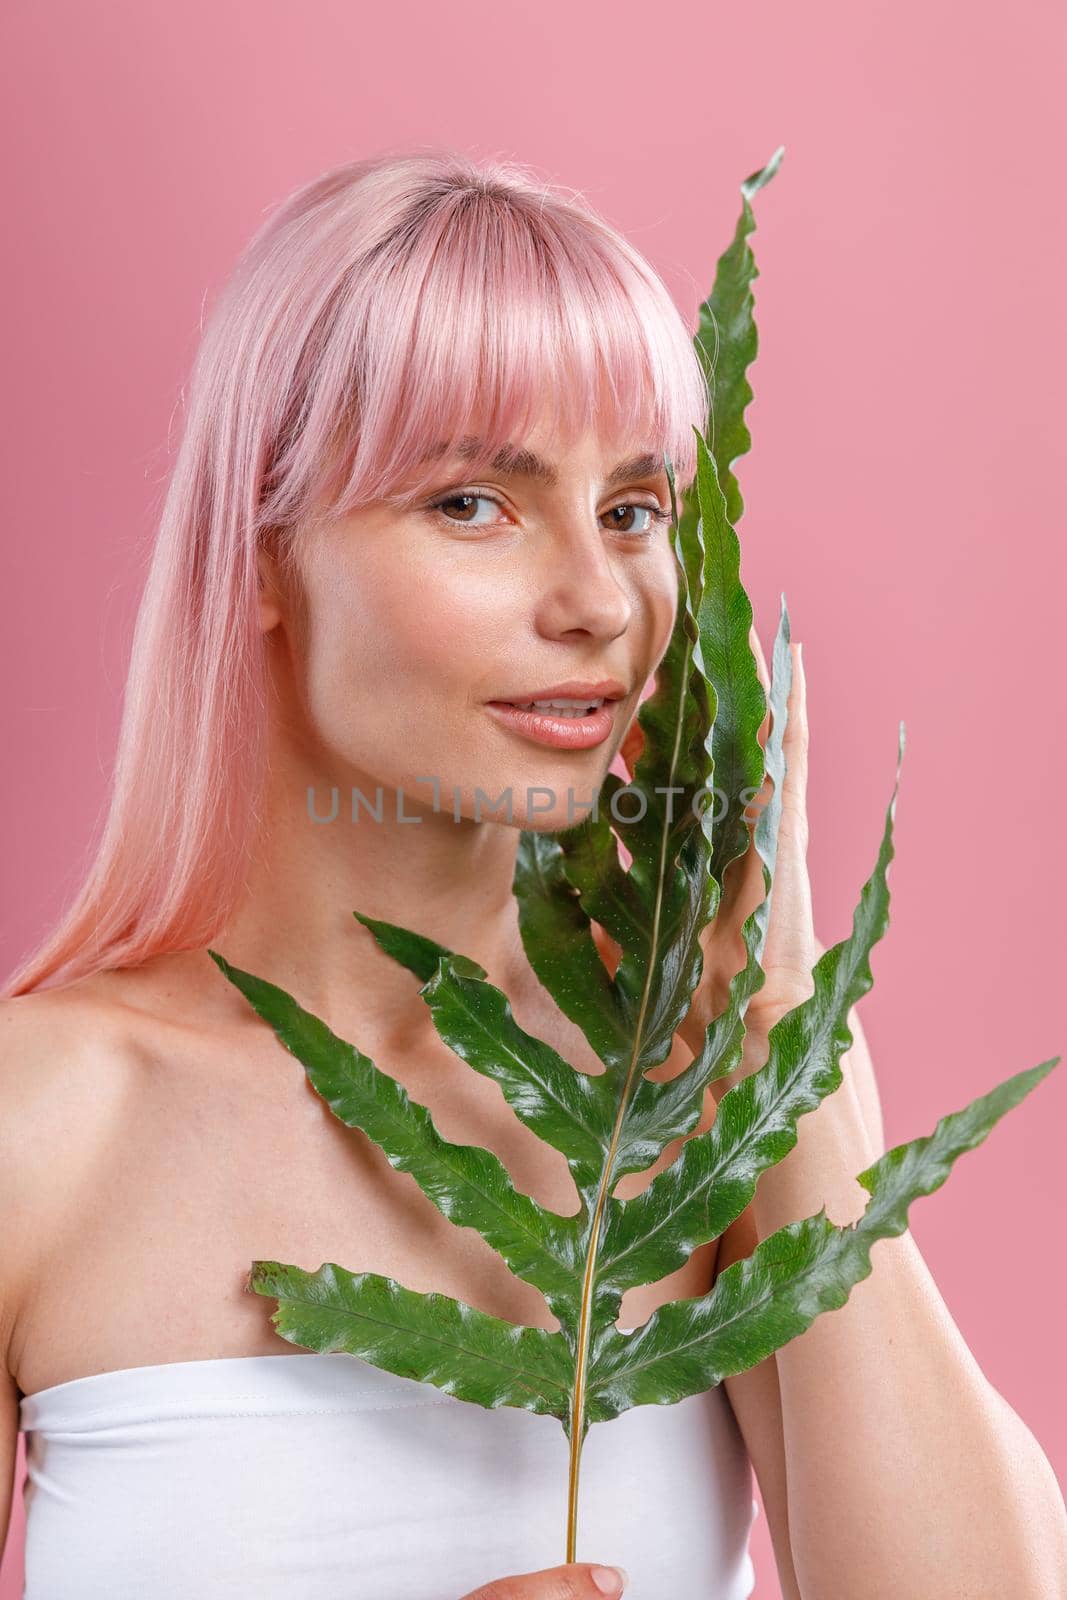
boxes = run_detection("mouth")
[491,694,611,718]
[483,695,623,750]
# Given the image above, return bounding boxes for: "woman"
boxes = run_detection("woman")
[1,150,1063,1599]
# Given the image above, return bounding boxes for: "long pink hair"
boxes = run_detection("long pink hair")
[4,148,710,998]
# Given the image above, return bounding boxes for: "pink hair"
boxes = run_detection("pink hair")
[4,148,710,998]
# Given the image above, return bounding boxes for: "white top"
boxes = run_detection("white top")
[19,1344,758,1598]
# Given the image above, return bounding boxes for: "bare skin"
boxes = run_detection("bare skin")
[0,414,728,1596]
[9,406,1055,1599]
[4,933,717,1400]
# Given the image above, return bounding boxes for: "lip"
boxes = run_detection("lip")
[487,678,628,703]
[483,698,622,750]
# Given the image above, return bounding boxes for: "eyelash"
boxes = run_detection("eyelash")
[424,489,672,539]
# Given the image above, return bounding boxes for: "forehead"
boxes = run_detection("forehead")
[418,436,667,488]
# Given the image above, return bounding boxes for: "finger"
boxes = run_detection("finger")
[716,623,772,898]
[460,1562,629,1598]
[759,641,816,993]
[686,628,779,1038]
[748,621,771,693]
[748,623,771,750]
[714,623,774,922]
[618,715,644,780]
[779,641,808,827]
[709,637,805,971]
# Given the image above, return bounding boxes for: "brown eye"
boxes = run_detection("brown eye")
[425,491,670,537]
[426,491,502,527]
[606,503,672,537]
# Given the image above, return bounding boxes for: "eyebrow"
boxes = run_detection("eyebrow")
[420,438,666,489]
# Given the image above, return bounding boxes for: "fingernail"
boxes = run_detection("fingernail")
[591,1566,629,1594]
[797,641,804,667]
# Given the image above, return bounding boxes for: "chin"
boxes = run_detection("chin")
[478,781,611,834]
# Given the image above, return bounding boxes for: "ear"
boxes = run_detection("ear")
[256,546,284,633]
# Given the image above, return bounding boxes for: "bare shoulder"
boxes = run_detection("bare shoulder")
[0,982,141,1362]
[0,977,146,1173]
[0,980,139,1147]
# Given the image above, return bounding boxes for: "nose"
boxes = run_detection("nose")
[531,523,634,643]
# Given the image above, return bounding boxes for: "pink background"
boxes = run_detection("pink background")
[2,1,1064,1594]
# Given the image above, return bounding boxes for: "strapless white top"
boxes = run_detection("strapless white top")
[18,1344,758,1598]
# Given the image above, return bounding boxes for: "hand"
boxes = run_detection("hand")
[620,629,884,1223]
[712,632,886,1229]
[618,627,816,1067]
[699,629,822,1110]
[461,1561,629,1598]
[718,628,818,1035]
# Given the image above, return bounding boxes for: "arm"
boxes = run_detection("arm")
[699,625,1067,1594]
[0,1001,28,1561]
[712,959,876,1600]
[723,955,1067,1598]
[746,1015,1067,1598]
[0,989,90,1563]
[0,1365,17,1560]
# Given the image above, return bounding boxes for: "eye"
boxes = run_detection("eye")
[425,491,672,538]
[604,503,673,537]
[426,491,503,528]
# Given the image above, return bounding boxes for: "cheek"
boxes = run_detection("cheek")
[641,553,680,667]
[299,543,524,728]
[371,559,524,695]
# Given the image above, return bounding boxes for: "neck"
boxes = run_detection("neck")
[205,717,535,1049]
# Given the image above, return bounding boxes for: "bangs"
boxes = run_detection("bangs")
[318,182,709,518]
